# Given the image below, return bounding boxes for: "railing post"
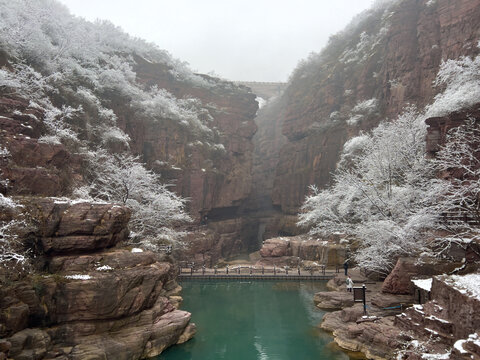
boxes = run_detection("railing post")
[362,284,367,315]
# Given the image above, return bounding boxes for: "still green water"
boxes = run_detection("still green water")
[156,280,352,360]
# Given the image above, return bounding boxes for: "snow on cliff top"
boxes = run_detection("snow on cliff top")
[442,273,480,301]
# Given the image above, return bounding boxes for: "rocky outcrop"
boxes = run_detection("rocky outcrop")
[395,274,480,359]
[382,257,463,294]
[101,57,260,262]
[0,97,82,197]
[322,308,406,360]
[0,199,194,360]
[257,235,346,267]
[319,272,411,360]
[425,108,480,157]
[319,269,480,359]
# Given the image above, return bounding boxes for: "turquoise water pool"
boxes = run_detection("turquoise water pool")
[155,280,353,360]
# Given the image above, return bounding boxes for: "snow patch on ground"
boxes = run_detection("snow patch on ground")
[412,278,432,291]
[421,352,451,359]
[131,248,143,253]
[426,315,450,324]
[65,274,92,280]
[442,273,480,301]
[96,265,113,271]
[413,304,424,313]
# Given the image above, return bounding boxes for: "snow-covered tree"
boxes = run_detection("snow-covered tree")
[0,195,29,276]
[84,150,191,250]
[433,118,480,245]
[425,54,480,118]
[298,109,444,275]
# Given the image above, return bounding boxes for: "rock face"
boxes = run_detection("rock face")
[395,274,480,359]
[0,62,259,264]
[257,235,346,267]
[108,57,260,261]
[0,199,194,360]
[382,257,463,295]
[0,97,83,197]
[130,57,258,221]
[251,0,480,234]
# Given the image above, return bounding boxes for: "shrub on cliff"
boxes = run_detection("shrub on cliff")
[425,54,480,118]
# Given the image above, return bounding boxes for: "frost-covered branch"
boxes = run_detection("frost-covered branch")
[0,195,29,274]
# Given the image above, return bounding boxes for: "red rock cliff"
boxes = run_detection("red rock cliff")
[254,0,480,231]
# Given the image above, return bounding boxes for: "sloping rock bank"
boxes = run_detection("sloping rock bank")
[0,199,195,360]
[317,263,480,359]
[257,235,346,267]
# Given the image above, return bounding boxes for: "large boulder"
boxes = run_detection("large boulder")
[23,199,131,254]
[258,235,346,267]
[1,199,194,359]
[382,257,462,295]
[314,291,355,310]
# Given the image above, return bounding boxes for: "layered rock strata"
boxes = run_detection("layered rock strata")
[117,58,260,261]
[256,235,346,268]
[0,199,194,360]
[250,0,480,235]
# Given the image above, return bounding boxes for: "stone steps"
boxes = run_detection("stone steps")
[396,273,480,358]
[395,301,456,345]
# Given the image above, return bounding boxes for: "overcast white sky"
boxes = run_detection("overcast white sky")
[57,0,375,82]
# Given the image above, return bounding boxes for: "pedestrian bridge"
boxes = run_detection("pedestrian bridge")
[178,265,337,281]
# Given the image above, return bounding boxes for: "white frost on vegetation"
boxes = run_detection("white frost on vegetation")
[425,54,480,118]
[299,108,444,275]
[347,98,378,125]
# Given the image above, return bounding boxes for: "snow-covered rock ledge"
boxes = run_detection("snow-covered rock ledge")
[0,198,195,360]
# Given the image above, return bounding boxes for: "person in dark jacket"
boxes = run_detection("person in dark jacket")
[343,260,348,276]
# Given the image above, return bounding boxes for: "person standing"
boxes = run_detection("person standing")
[346,276,353,292]
[343,260,348,276]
